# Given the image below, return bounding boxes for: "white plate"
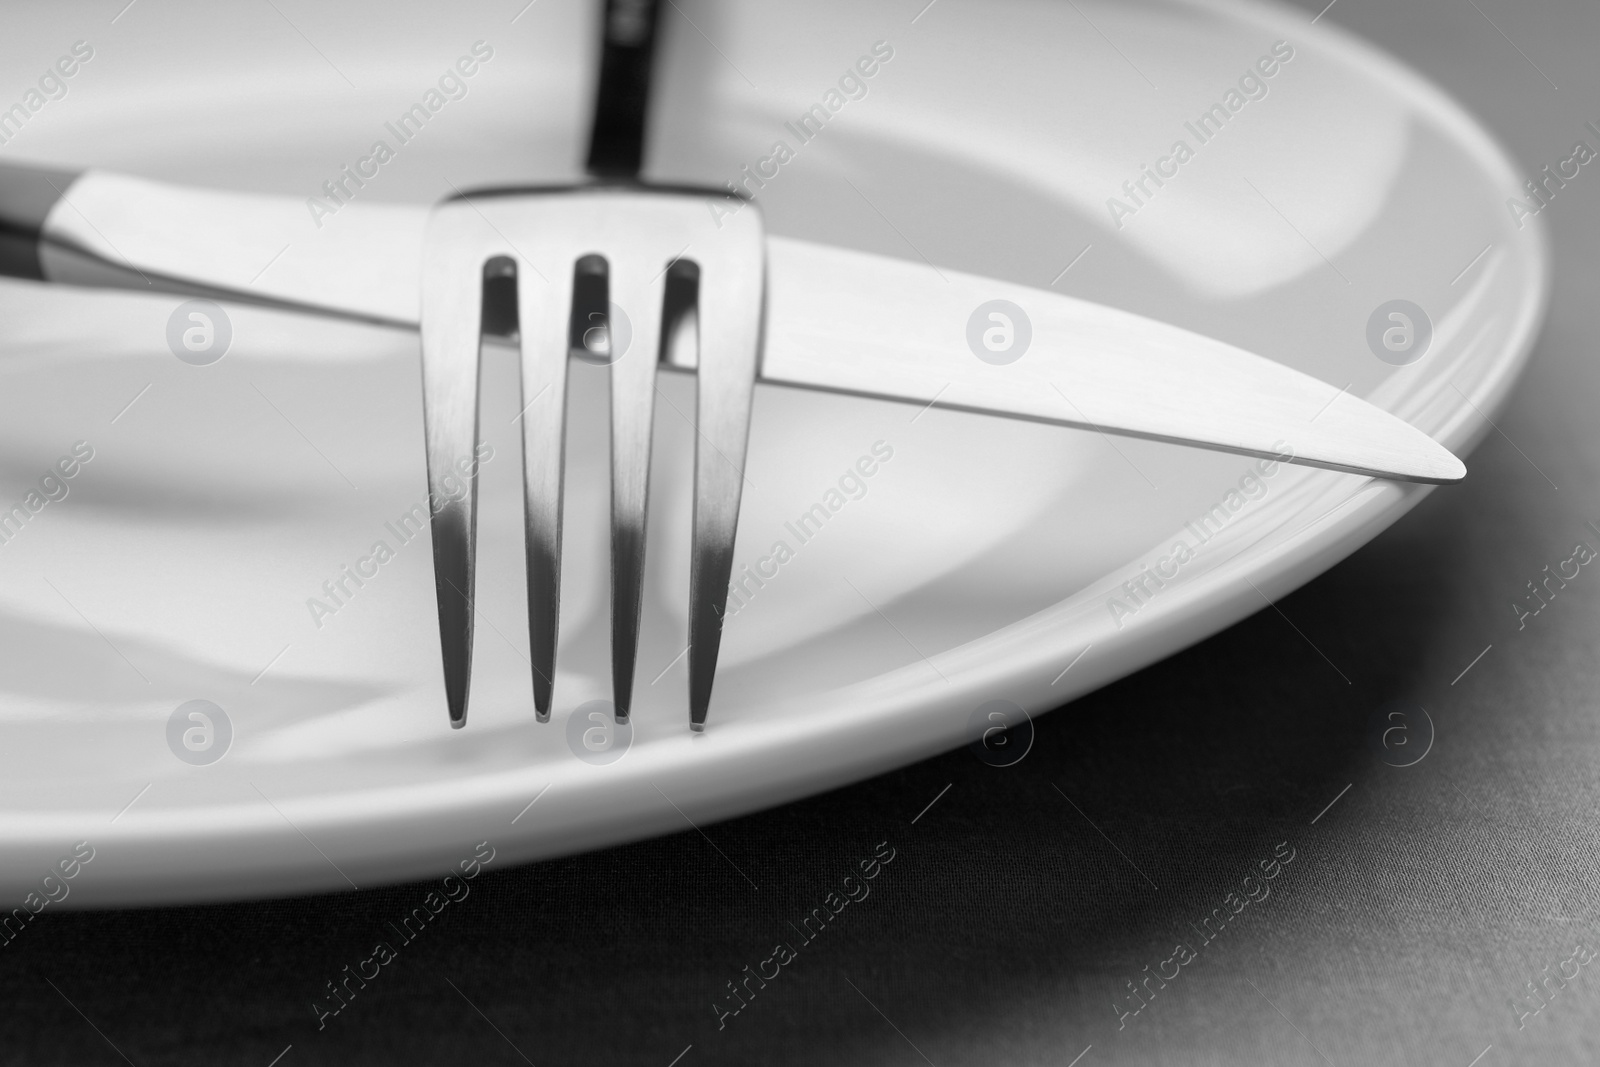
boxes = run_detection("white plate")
[0,0,1546,905]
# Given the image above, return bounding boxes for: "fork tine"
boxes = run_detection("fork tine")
[519,252,574,722]
[687,208,766,730]
[608,265,665,723]
[420,238,489,728]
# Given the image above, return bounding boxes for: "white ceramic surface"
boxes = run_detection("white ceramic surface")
[0,0,1546,906]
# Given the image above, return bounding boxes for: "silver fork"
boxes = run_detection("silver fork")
[420,186,764,731]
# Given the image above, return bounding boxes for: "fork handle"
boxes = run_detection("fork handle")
[585,0,663,178]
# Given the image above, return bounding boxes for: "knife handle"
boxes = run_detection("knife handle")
[0,160,81,281]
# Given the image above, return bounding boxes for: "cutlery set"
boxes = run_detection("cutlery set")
[0,0,1465,735]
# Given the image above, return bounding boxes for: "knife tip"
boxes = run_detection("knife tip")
[1400,438,1467,485]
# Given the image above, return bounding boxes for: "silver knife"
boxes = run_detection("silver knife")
[0,163,1462,484]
